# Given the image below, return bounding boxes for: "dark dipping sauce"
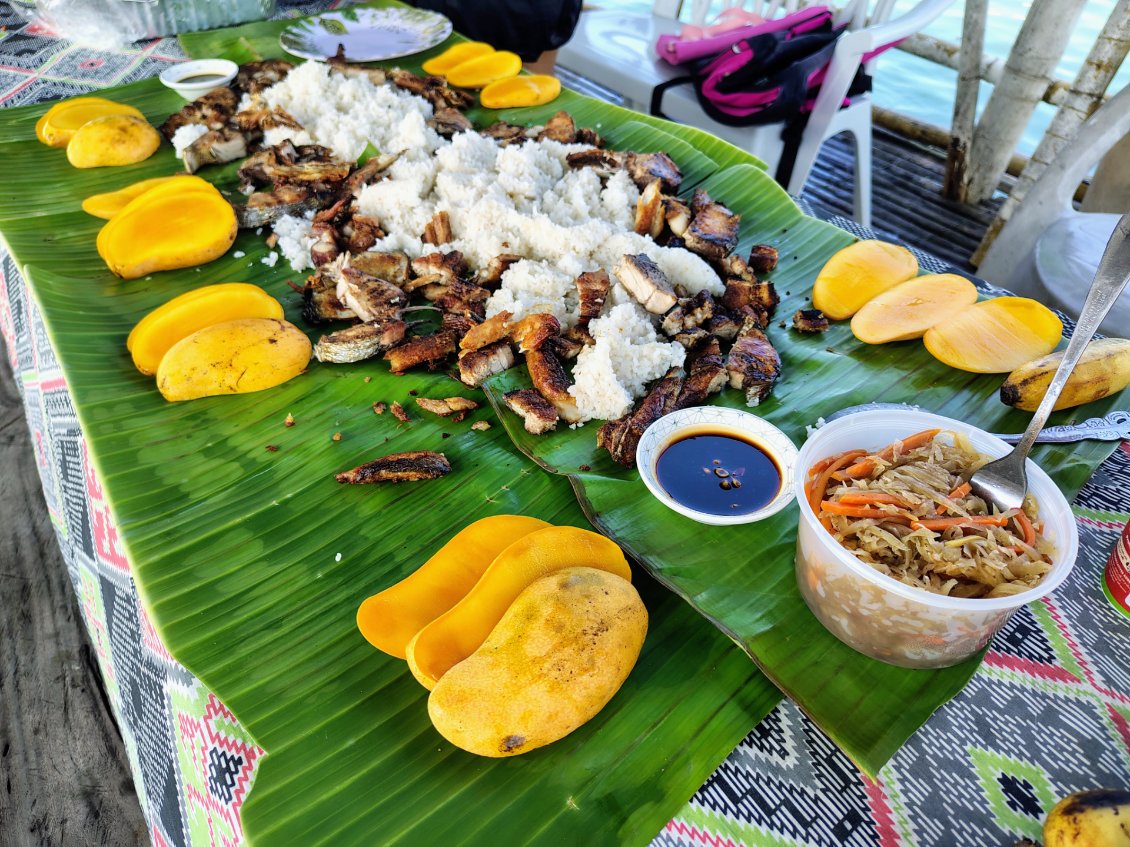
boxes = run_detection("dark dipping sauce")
[178,73,227,84]
[656,431,781,516]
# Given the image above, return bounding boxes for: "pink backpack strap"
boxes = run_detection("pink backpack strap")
[655,5,831,65]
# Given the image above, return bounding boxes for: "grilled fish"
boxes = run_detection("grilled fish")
[565,148,624,177]
[504,389,558,434]
[314,320,406,363]
[234,59,294,96]
[159,86,238,139]
[458,340,515,386]
[235,184,321,228]
[615,254,677,314]
[684,188,740,259]
[526,347,581,423]
[428,107,473,137]
[182,127,248,174]
[334,264,408,323]
[341,214,383,254]
[347,251,409,287]
[410,251,467,286]
[727,316,781,405]
[384,330,457,374]
[538,110,577,144]
[335,450,451,484]
[480,121,535,146]
[302,266,356,325]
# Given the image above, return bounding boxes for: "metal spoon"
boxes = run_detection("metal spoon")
[824,402,1130,444]
[969,212,1130,513]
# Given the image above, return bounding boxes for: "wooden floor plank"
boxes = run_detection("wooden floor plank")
[0,360,147,847]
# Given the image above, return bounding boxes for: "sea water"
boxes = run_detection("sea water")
[601,0,1129,157]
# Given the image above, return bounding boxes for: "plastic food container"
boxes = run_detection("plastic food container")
[793,409,1078,669]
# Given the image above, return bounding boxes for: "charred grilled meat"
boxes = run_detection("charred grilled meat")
[333,262,408,323]
[235,184,321,228]
[504,389,558,434]
[441,313,475,340]
[565,148,624,177]
[303,266,357,325]
[526,347,581,423]
[722,279,779,315]
[388,68,473,111]
[624,152,682,193]
[509,313,560,353]
[664,196,692,237]
[385,330,458,374]
[335,450,451,484]
[598,367,685,466]
[347,251,409,287]
[544,334,583,360]
[422,210,453,245]
[793,309,829,333]
[341,214,383,254]
[747,244,779,274]
[422,279,490,319]
[573,269,610,339]
[429,107,473,137]
[410,251,467,286]
[615,254,677,314]
[678,337,727,406]
[159,86,238,139]
[661,290,715,336]
[673,327,710,349]
[310,222,340,267]
[415,396,479,417]
[717,253,753,282]
[634,179,665,239]
[684,189,740,260]
[314,320,407,363]
[182,127,248,174]
[474,253,523,289]
[727,316,781,405]
[460,311,512,353]
[234,59,294,96]
[480,121,536,146]
[459,340,515,386]
[706,312,742,342]
[538,110,577,143]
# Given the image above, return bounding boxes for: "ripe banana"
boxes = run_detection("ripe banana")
[1044,788,1130,847]
[1000,337,1130,412]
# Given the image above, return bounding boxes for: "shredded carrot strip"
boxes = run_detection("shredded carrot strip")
[839,428,942,479]
[837,492,914,508]
[936,481,972,514]
[1013,510,1036,547]
[807,450,868,512]
[819,500,913,522]
[819,516,835,534]
[912,515,1009,531]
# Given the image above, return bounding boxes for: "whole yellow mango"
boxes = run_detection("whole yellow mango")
[156,318,311,401]
[66,114,161,168]
[428,567,648,757]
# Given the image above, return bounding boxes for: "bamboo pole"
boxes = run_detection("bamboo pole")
[962,0,1089,205]
[942,0,986,201]
[972,0,1130,266]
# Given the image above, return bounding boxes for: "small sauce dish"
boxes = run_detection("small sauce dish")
[159,59,238,100]
[636,406,799,526]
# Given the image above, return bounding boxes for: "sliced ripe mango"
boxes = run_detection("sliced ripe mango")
[41,99,146,148]
[812,239,918,320]
[480,74,561,109]
[128,283,284,375]
[850,273,979,344]
[445,50,522,89]
[35,96,116,144]
[356,515,553,659]
[923,297,1063,374]
[83,176,186,220]
[67,114,161,168]
[422,41,495,76]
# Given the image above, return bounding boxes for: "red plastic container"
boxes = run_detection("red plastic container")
[1104,520,1130,620]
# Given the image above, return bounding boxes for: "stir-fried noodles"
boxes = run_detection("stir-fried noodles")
[804,429,1055,598]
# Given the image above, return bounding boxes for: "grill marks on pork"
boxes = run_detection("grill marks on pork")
[793,309,829,333]
[598,367,685,467]
[159,86,238,139]
[459,341,516,387]
[678,337,727,406]
[526,347,581,423]
[727,317,781,405]
[504,389,558,434]
[388,68,474,111]
[564,149,683,193]
[335,450,451,484]
[683,189,740,260]
[615,254,677,314]
[634,179,665,239]
[509,313,560,354]
[415,396,479,417]
[538,110,577,143]
[573,270,610,340]
[661,290,715,336]
[460,311,513,353]
[385,330,458,374]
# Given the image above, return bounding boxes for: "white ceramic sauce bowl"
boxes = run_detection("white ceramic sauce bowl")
[793,409,1078,669]
[159,59,238,100]
[636,406,799,526]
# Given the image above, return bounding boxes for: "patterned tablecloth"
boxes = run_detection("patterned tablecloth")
[2,5,1128,846]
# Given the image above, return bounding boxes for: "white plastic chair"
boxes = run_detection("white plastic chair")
[557,0,954,226]
[977,84,1130,337]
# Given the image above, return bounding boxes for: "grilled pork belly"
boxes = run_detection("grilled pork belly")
[422,210,453,246]
[661,290,715,336]
[664,196,692,237]
[565,148,623,177]
[722,279,779,315]
[509,313,560,353]
[747,244,779,274]
[384,330,458,374]
[673,327,710,349]
[526,347,582,423]
[543,335,583,360]
[458,340,516,386]
[684,189,740,259]
[678,337,727,406]
[634,179,665,239]
[441,313,475,340]
[335,450,451,484]
[428,107,473,137]
[410,251,467,286]
[574,270,610,337]
[792,309,829,333]
[342,214,383,253]
[480,121,536,146]
[598,367,685,466]
[415,396,479,417]
[460,311,513,353]
[727,316,781,405]
[538,110,577,143]
[624,152,682,193]
[504,389,559,434]
[615,254,678,314]
[474,253,523,289]
[310,222,340,267]
[314,320,406,363]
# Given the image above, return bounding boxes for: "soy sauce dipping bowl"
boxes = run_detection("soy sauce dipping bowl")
[636,406,799,526]
[159,59,238,100]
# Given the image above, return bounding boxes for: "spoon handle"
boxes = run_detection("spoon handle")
[1011,213,1130,462]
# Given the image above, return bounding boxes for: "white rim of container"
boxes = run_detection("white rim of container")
[636,406,799,526]
[793,409,1079,611]
[159,59,238,94]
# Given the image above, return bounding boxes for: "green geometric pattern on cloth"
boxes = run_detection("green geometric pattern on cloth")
[968,748,1057,842]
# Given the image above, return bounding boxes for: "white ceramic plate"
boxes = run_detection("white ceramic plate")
[280,7,453,63]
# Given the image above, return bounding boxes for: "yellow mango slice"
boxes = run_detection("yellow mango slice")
[36,96,116,144]
[405,525,630,690]
[156,318,311,401]
[428,567,647,757]
[812,240,918,320]
[42,99,146,148]
[128,283,284,375]
[357,514,552,659]
[480,74,561,109]
[422,41,495,76]
[445,50,522,88]
[66,114,161,168]
[82,176,187,219]
[923,297,1063,374]
[850,274,979,344]
[97,179,235,278]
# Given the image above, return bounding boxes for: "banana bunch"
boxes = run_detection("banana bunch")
[1044,788,1130,846]
[1001,338,1130,412]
